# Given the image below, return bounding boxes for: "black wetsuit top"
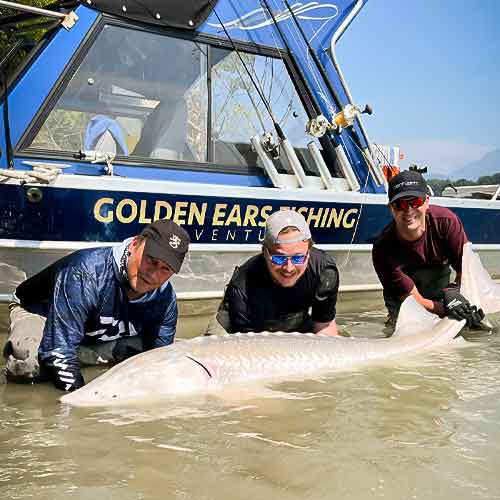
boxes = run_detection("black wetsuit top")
[219,248,339,333]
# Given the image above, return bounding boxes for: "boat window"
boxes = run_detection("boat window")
[30,25,208,162]
[27,23,326,175]
[211,47,315,172]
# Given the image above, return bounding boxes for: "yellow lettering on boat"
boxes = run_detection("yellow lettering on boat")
[188,202,207,225]
[327,208,344,228]
[138,200,152,224]
[212,204,227,226]
[343,208,358,228]
[173,201,188,225]
[116,199,137,224]
[307,207,323,228]
[225,204,242,226]
[153,201,172,221]
[259,205,273,226]
[243,205,259,227]
[320,208,330,228]
[94,197,114,223]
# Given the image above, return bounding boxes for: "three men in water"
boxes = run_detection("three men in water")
[372,170,484,328]
[212,210,340,336]
[4,219,189,391]
[4,177,486,392]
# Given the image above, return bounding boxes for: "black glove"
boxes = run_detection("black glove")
[468,306,486,329]
[442,288,485,328]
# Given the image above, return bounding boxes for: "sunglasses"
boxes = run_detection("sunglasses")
[391,196,426,211]
[268,252,308,266]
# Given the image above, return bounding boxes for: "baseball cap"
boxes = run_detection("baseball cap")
[388,170,429,204]
[140,219,190,273]
[264,210,312,246]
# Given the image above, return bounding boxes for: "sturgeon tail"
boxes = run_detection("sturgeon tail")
[461,242,500,317]
[394,242,500,345]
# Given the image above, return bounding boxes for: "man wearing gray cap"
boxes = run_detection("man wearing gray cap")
[213,209,340,335]
[4,219,190,391]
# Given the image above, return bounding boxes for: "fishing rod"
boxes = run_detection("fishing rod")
[209,1,330,186]
[281,0,385,185]
[259,0,317,116]
[259,0,351,181]
[208,0,286,142]
[280,0,372,131]
[280,0,344,113]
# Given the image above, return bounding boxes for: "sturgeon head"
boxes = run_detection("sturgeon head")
[60,345,214,407]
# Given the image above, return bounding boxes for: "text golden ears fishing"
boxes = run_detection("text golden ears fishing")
[93,197,360,242]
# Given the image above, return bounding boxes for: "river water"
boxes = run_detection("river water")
[1,302,500,500]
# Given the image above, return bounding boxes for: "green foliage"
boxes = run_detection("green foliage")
[31,109,91,151]
[426,178,451,196]
[0,0,58,75]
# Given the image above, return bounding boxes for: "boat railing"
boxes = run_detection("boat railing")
[442,184,500,201]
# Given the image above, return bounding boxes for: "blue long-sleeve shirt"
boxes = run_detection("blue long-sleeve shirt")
[16,243,177,390]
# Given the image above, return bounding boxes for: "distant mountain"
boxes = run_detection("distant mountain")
[449,149,500,181]
[426,171,449,180]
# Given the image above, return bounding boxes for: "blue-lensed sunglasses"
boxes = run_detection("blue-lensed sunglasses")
[268,253,308,266]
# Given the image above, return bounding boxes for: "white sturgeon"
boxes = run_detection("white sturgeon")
[61,244,500,407]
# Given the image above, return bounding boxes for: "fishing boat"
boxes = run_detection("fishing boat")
[1,0,499,312]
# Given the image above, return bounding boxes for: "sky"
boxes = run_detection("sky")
[335,0,500,176]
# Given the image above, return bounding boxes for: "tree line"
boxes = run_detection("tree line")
[0,0,55,74]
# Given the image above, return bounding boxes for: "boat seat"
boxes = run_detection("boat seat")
[133,99,188,160]
[84,115,128,155]
[213,140,258,167]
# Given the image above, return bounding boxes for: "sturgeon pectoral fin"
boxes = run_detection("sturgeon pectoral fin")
[393,296,441,338]
[394,243,500,340]
[394,295,465,346]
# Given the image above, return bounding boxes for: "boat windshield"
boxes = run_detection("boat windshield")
[27,23,330,175]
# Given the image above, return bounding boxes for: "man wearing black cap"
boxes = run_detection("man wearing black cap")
[3,219,190,391]
[372,170,483,329]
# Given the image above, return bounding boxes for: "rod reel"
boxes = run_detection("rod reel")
[306,104,372,138]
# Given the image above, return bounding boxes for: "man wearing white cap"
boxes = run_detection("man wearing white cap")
[213,209,340,336]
